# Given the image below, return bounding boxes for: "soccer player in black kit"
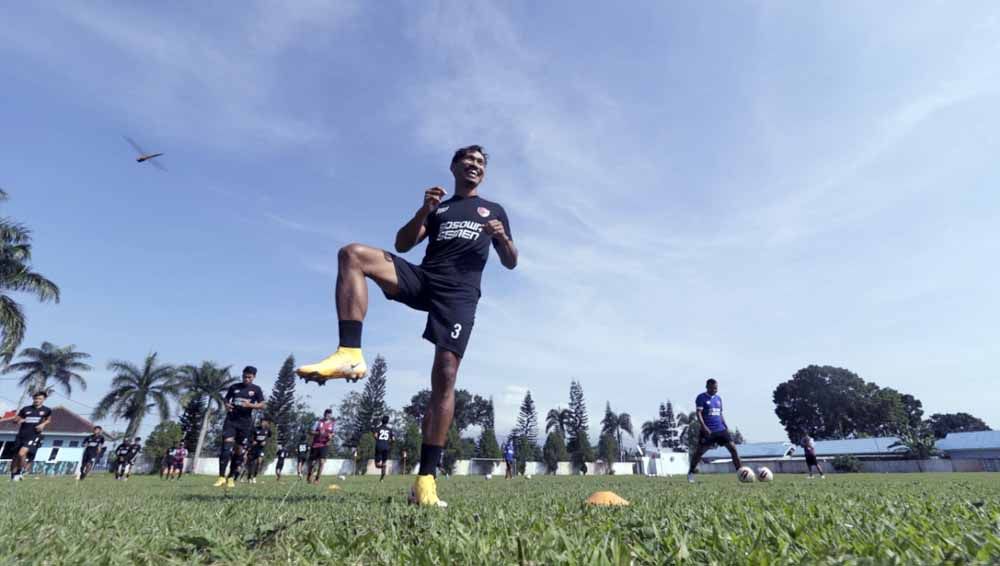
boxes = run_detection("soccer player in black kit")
[113,439,132,480]
[374,415,394,482]
[1,391,52,481]
[214,366,265,488]
[246,418,272,484]
[297,146,518,506]
[124,437,142,480]
[275,444,288,481]
[78,425,105,481]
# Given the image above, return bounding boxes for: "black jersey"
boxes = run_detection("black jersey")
[16,405,52,436]
[421,195,512,290]
[83,434,105,451]
[276,448,288,460]
[251,426,272,447]
[115,445,131,460]
[375,425,394,448]
[224,383,264,421]
[127,443,142,462]
[296,443,309,457]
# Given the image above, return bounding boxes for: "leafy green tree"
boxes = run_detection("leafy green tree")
[94,353,177,439]
[926,412,991,439]
[0,190,60,363]
[3,341,90,400]
[400,418,422,473]
[571,428,594,474]
[680,411,700,453]
[600,402,633,460]
[353,354,389,444]
[265,355,297,444]
[731,428,746,444]
[335,391,362,450]
[641,402,676,449]
[146,420,183,472]
[442,425,466,475]
[545,406,575,440]
[174,362,236,467]
[477,426,501,459]
[404,388,491,433]
[542,431,568,474]
[597,433,619,470]
[178,396,205,452]
[356,432,375,474]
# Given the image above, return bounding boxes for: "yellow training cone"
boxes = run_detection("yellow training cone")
[327,484,341,491]
[585,491,629,506]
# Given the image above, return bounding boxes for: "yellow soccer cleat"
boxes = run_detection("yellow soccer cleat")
[213,476,227,487]
[296,347,367,385]
[408,475,448,508]
[226,478,236,489]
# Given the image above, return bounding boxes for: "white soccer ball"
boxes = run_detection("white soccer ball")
[525,474,532,480]
[737,466,756,483]
[338,475,346,481]
[756,467,774,482]
[484,474,492,480]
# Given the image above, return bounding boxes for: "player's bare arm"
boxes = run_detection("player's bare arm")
[36,416,51,432]
[395,187,444,253]
[697,408,710,434]
[484,220,517,269]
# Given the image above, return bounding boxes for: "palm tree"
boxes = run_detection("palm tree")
[601,402,634,460]
[0,190,60,363]
[175,362,236,470]
[3,341,91,402]
[545,407,576,440]
[93,353,177,439]
[641,419,665,449]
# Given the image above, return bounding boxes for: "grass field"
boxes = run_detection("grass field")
[2,472,998,565]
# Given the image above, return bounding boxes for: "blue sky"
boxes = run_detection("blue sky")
[1,2,998,443]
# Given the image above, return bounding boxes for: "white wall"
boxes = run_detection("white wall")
[188,458,649,476]
[696,457,1000,474]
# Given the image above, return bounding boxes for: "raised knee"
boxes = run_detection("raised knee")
[339,243,366,266]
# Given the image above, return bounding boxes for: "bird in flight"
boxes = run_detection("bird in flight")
[124,136,166,171]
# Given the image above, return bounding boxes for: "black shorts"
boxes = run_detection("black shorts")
[248,447,264,461]
[172,459,185,469]
[82,448,98,464]
[309,446,329,461]
[14,431,40,452]
[805,453,818,466]
[276,457,285,470]
[385,255,479,358]
[222,418,253,445]
[699,430,733,448]
[375,445,390,464]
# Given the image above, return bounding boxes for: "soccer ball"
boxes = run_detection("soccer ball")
[756,467,774,482]
[525,474,532,479]
[737,466,756,483]
[338,475,346,481]
[485,474,492,480]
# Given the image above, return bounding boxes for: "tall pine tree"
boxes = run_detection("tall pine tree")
[568,380,589,450]
[477,399,500,458]
[662,400,678,449]
[516,391,539,448]
[265,355,297,444]
[178,397,205,452]
[352,354,389,444]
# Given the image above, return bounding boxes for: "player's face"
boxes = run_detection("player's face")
[32,395,45,407]
[707,382,718,395]
[243,372,255,384]
[451,151,486,187]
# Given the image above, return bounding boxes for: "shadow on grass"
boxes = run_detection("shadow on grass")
[176,493,332,503]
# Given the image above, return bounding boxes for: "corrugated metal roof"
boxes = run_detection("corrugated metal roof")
[702,436,906,461]
[935,431,1000,452]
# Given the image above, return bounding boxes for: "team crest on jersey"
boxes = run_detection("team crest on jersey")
[436,206,450,214]
[477,207,490,218]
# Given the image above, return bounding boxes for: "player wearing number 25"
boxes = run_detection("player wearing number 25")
[296,145,517,508]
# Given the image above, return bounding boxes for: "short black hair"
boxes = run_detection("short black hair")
[706,378,718,387]
[134,437,142,442]
[94,425,103,430]
[324,408,333,415]
[32,391,48,398]
[451,145,488,166]
[381,415,390,425]
[243,366,257,376]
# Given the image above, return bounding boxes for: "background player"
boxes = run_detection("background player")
[1,391,52,481]
[296,145,518,507]
[246,418,272,484]
[687,379,742,482]
[801,433,826,479]
[213,366,265,489]
[374,415,394,482]
[503,438,516,479]
[124,436,142,480]
[169,441,188,479]
[78,425,105,481]
[307,409,335,484]
[160,445,175,479]
[296,438,309,479]
[275,443,288,481]
[113,439,131,480]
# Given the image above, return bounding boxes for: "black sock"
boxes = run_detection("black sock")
[418,444,443,476]
[219,444,233,477]
[229,451,242,479]
[339,320,363,348]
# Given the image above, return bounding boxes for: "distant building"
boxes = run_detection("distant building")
[936,431,1000,459]
[0,406,108,475]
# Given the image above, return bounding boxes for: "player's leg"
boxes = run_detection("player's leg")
[11,446,27,479]
[216,437,234,487]
[410,347,460,507]
[687,442,710,483]
[723,441,742,470]
[297,245,401,382]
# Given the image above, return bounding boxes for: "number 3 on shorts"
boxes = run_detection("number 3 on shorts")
[451,323,462,339]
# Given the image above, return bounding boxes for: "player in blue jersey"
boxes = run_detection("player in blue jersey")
[296,145,518,507]
[687,379,742,483]
[503,439,516,479]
